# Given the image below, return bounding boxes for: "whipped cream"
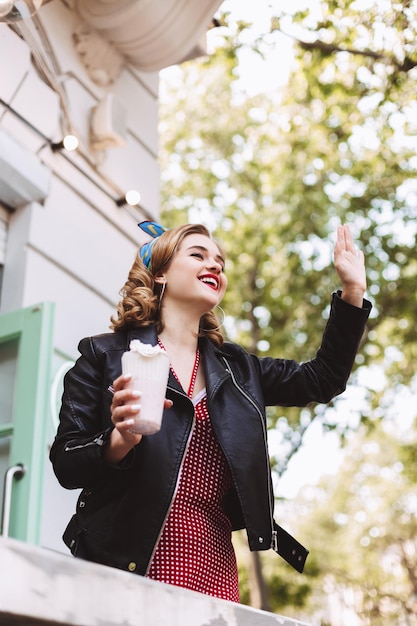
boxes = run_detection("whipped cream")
[128,340,168,358]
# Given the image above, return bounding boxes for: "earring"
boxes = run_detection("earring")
[205,305,225,332]
[158,279,166,308]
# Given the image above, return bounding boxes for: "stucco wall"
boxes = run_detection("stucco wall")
[1,2,160,336]
[0,1,160,552]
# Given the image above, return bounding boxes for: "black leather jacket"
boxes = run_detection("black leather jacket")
[50,293,371,576]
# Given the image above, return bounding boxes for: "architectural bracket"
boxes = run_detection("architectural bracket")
[73,22,125,86]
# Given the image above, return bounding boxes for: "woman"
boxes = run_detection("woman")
[50,221,372,602]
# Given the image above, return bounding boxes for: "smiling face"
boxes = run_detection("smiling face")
[160,233,227,312]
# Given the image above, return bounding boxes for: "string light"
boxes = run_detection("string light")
[125,189,141,206]
[115,190,141,207]
[50,134,79,152]
[0,98,151,219]
[62,134,79,151]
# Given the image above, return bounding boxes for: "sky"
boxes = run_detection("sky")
[208,1,294,94]
[208,0,325,95]
[160,0,321,96]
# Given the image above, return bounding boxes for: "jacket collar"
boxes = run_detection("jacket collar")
[126,325,158,346]
[198,335,231,398]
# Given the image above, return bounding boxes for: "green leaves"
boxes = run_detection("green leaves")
[159,2,417,612]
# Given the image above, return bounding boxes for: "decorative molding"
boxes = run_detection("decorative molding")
[73,22,125,86]
[90,94,127,150]
[73,0,223,72]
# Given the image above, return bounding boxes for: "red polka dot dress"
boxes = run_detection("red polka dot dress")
[146,347,240,602]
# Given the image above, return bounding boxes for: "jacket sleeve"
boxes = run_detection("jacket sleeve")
[49,336,134,490]
[258,292,372,407]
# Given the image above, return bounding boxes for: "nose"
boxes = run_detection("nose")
[208,257,222,273]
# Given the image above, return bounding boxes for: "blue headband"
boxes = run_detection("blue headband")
[138,220,168,269]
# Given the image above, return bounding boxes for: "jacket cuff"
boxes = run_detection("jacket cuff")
[333,290,372,315]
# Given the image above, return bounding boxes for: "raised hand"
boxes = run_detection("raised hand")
[334,224,367,307]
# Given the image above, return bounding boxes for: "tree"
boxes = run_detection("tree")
[285,420,417,625]
[158,0,417,613]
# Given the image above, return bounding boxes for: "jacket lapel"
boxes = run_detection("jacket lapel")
[199,337,231,400]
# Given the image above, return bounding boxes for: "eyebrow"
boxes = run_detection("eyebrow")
[186,245,225,265]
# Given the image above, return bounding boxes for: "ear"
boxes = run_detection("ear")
[154,275,166,285]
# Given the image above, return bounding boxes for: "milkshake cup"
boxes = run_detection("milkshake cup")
[121,340,170,435]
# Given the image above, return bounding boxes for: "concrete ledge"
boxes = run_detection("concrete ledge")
[0,537,311,626]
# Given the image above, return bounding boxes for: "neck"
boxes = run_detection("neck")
[159,308,201,351]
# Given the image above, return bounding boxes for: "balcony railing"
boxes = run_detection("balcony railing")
[0,536,312,626]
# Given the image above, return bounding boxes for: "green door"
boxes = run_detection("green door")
[0,302,54,544]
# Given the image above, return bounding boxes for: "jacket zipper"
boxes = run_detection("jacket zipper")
[64,434,106,452]
[144,386,195,576]
[221,356,277,550]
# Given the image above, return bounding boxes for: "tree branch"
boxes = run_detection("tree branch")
[298,38,417,73]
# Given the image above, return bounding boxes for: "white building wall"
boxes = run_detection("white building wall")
[0,1,160,552]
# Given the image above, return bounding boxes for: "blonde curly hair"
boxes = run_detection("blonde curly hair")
[110,224,225,347]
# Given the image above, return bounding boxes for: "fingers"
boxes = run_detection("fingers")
[113,401,141,427]
[112,373,132,393]
[111,392,143,443]
[110,374,173,432]
[334,224,367,304]
[337,224,355,252]
[111,374,141,429]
